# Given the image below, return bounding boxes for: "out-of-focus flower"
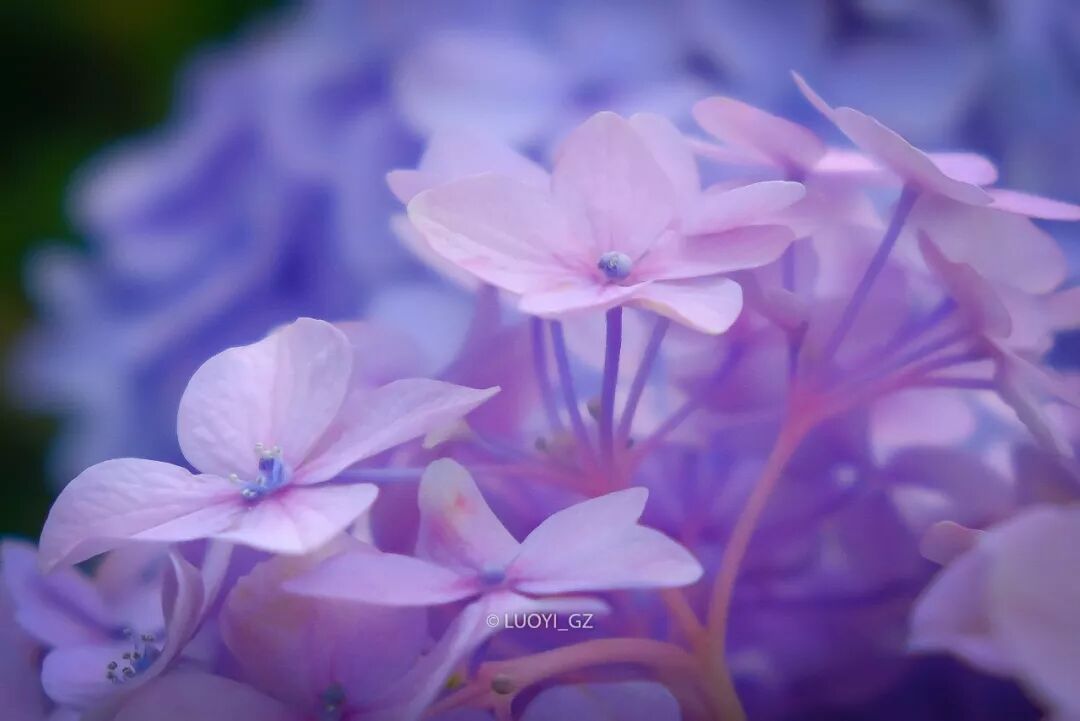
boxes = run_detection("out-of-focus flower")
[911,505,1080,720]
[38,319,496,567]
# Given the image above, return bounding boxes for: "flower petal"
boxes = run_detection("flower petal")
[39,459,239,570]
[112,672,296,721]
[989,507,1080,713]
[518,281,644,319]
[628,112,700,205]
[177,318,353,477]
[213,483,378,555]
[988,188,1080,221]
[408,174,580,294]
[645,225,796,281]
[552,111,676,259]
[693,95,826,171]
[387,128,547,203]
[416,459,520,572]
[793,74,990,205]
[287,546,476,607]
[631,278,744,335]
[298,380,498,485]
[909,544,1012,675]
[511,487,702,593]
[684,181,805,236]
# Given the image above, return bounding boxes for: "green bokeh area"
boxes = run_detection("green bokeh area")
[0,0,278,539]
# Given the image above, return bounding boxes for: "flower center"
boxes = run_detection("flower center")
[105,629,161,684]
[230,444,290,502]
[479,567,507,587]
[597,251,633,281]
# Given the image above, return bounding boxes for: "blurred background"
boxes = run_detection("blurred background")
[0,0,278,537]
[1,0,1077,544]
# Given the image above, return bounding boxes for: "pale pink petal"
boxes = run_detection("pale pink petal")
[408,174,580,294]
[793,74,990,205]
[416,459,520,572]
[552,111,676,259]
[683,180,805,236]
[692,96,826,171]
[920,521,982,566]
[39,459,239,570]
[929,153,999,186]
[628,113,700,205]
[988,188,1080,221]
[177,318,353,476]
[909,544,1013,674]
[334,321,426,387]
[870,389,977,463]
[298,380,498,485]
[112,672,296,721]
[286,547,476,606]
[511,488,703,593]
[644,225,796,280]
[989,507,1080,713]
[912,195,1068,294]
[631,278,744,335]
[518,281,644,319]
[918,233,1012,338]
[213,483,378,555]
[387,128,547,203]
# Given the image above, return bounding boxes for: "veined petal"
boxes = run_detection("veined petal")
[408,174,581,294]
[416,459,520,572]
[298,380,498,485]
[518,281,644,319]
[177,318,353,477]
[552,111,676,259]
[631,278,744,335]
[212,483,378,555]
[644,225,795,281]
[513,524,702,595]
[39,459,239,570]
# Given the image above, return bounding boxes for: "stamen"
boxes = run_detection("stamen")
[597,251,633,281]
[105,630,162,685]
[237,444,291,502]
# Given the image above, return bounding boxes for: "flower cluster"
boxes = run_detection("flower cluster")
[4,67,1080,721]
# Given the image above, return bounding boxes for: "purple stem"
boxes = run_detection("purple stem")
[530,317,564,434]
[550,320,597,464]
[820,185,919,361]
[617,315,670,443]
[600,307,623,466]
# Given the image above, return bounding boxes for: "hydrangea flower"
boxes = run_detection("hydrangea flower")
[911,505,1080,720]
[406,111,802,334]
[287,459,702,606]
[38,318,496,567]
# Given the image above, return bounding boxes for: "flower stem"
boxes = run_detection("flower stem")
[618,315,670,443]
[820,185,919,361]
[704,413,813,721]
[600,307,623,470]
[530,317,564,434]
[550,320,597,466]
